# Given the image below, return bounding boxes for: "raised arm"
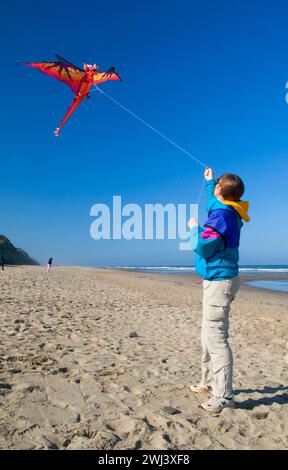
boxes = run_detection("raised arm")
[204,168,217,211]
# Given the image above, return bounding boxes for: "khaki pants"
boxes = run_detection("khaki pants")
[201,276,240,398]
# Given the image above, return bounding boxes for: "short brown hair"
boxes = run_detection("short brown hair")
[217,173,245,201]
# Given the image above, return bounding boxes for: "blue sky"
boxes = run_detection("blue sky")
[1,0,288,266]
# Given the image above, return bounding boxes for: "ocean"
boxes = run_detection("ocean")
[112,265,288,293]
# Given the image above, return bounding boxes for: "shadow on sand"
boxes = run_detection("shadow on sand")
[234,385,288,411]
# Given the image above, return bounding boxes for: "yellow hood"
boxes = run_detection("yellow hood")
[222,199,250,222]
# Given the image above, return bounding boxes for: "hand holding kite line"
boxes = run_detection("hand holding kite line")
[23,54,121,136]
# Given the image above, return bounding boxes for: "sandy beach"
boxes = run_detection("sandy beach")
[0,266,287,450]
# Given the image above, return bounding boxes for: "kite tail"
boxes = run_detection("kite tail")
[54,94,86,137]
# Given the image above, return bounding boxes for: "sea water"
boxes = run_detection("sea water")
[112,265,288,293]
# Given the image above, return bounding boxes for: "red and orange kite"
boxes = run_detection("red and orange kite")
[23,54,121,136]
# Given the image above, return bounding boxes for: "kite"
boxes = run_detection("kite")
[23,54,121,136]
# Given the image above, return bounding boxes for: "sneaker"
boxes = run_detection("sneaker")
[189,384,212,393]
[201,396,235,413]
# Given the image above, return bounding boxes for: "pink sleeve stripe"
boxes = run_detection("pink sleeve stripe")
[200,227,220,239]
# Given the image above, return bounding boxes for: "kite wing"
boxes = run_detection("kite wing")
[23,55,86,93]
[92,67,121,85]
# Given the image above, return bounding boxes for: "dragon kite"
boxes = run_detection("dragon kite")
[23,54,121,136]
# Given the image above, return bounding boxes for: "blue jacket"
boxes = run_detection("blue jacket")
[190,179,250,281]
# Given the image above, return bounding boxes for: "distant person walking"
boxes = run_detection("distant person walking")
[47,257,53,273]
[0,254,4,270]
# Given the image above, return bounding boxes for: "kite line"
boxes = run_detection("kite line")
[91,86,208,170]
[90,85,209,206]
[196,177,206,205]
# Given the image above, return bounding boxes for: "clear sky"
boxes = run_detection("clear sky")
[1,0,288,266]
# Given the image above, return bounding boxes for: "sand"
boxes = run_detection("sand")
[0,266,287,450]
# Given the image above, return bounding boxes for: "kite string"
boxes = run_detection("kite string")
[197,177,206,206]
[90,86,208,169]
[90,86,208,212]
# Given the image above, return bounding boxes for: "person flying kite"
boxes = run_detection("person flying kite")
[23,54,121,136]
